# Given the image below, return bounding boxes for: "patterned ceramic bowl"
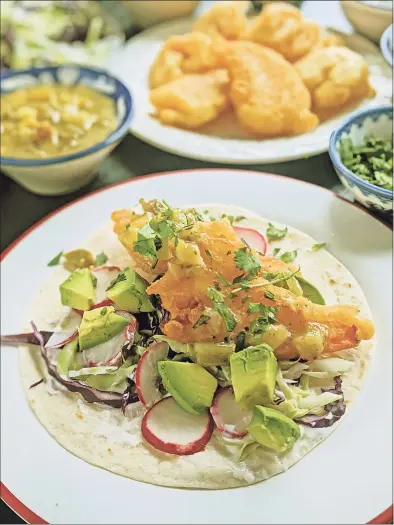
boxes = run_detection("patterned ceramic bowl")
[0,66,133,196]
[329,105,393,215]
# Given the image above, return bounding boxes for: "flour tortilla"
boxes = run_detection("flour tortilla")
[19,204,374,489]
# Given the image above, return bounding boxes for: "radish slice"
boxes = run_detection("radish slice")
[91,266,121,303]
[116,310,138,343]
[234,226,267,255]
[45,330,77,350]
[89,299,114,310]
[45,309,82,350]
[210,387,252,438]
[141,397,214,456]
[135,342,169,407]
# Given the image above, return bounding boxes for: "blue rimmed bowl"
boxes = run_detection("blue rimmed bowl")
[0,66,133,195]
[329,105,393,215]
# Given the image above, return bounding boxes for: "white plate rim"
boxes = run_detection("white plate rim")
[1,169,392,525]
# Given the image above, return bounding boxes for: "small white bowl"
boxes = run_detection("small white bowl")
[0,66,133,196]
[340,0,393,43]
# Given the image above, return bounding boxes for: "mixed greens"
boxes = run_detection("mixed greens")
[339,136,393,191]
[1,0,124,70]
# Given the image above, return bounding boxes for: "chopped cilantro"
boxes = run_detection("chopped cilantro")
[207,287,237,332]
[100,307,108,316]
[204,209,209,214]
[151,219,176,239]
[209,216,216,222]
[207,287,225,303]
[234,246,261,279]
[205,249,212,258]
[266,223,288,241]
[133,223,161,266]
[47,251,63,267]
[91,273,98,288]
[218,274,230,287]
[280,250,297,263]
[95,251,108,266]
[264,289,275,300]
[214,302,237,331]
[125,224,130,230]
[249,306,277,334]
[272,247,281,257]
[311,242,327,251]
[193,314,210,329]
[226,250,232,256]
[106,271,126,291]
[235,216,246,223]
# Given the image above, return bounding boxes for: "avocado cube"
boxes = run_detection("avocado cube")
[193,342,235,366]
[78,306,129,351]
[248,405,301,452]
[230,344,277,411]
[60,268,95,311]
[158,361,217,415]
[107,267,154,313]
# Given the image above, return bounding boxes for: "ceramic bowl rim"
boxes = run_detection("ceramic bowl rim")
[380,25,393,66]
[0,65,133,167]
[329,104,393,199]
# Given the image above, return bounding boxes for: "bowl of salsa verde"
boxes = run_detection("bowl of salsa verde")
[0,66,133,195]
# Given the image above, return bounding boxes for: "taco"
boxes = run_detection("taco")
[6,200,375,489]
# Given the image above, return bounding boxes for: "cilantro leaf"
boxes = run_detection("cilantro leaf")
[47,251,63,267]
[106,272,126,291]
[234,247,260,279]
[193,314,210,329]
[264,289,275,300]
[248,305,277,334]
[100,307,108,316]
[266,223,288,241]
[311,242,327,251]
[205,249,212,258]
[133,223,161,265]
[272,247,281,257]
[207,287,225,303]
[280,250,297,263]
[151,219,175,239]
[235,216,246,223]
[213,302,237,331]
[218,274,230,287]
[95,251,108,266]
[91,273,98,288]
[207,287,237,331]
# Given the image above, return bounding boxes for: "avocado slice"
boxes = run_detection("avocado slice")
[295,276,325,305]
[107,267,154,313]
[248,405,301,452]
[230,344,277,411]
[60,268,95,311]
[78,306,129,351]
[158,361,217,415]
[193,342,235,366]
[57,338,79,376]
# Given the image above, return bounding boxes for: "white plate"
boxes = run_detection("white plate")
[106,18,392,164]
[1,170,392,524]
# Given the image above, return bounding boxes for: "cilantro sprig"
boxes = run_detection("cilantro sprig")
[266,223,288,241]
[207,287,237,332]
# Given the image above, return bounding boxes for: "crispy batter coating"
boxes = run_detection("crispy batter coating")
[192,1,248,41]
[149,32,219,89]
[241,2,321,63]
[215,41,319,136]
[150,69,230,129]
[295,46,376,116]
